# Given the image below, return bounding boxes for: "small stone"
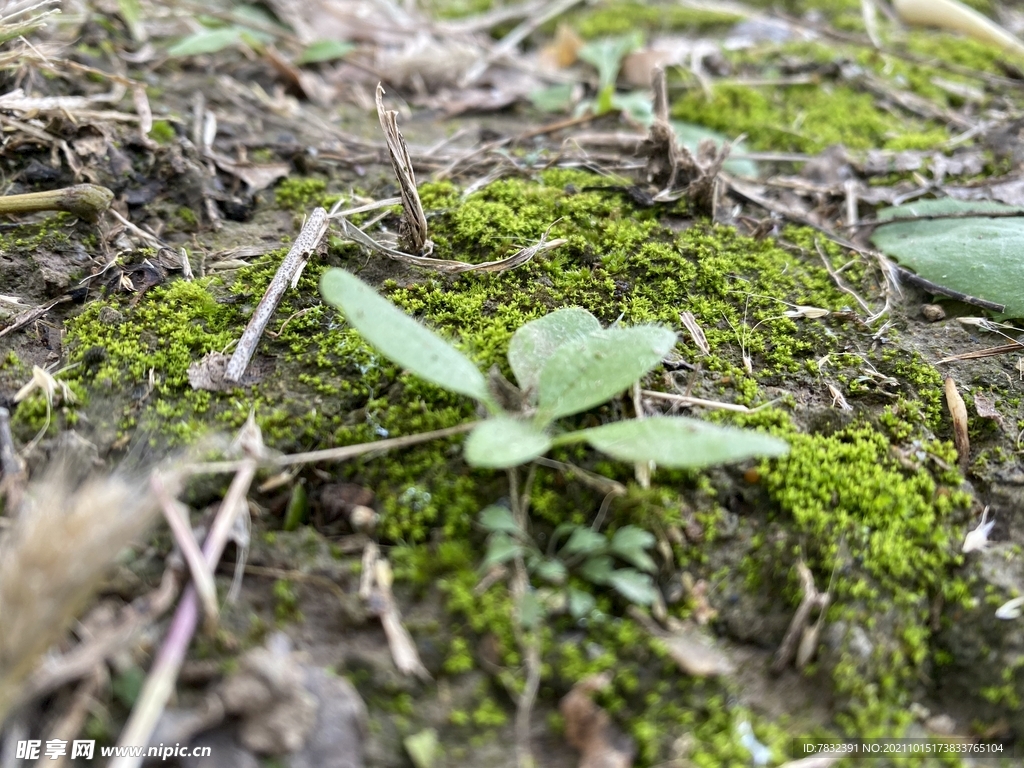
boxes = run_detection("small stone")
[925,714,956,735]
[348,505,379,534]
[921,304,946,322]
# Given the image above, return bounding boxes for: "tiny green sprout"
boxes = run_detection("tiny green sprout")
[320,268,788,470]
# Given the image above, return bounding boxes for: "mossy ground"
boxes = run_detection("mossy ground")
[5,167,980,764]
[5,3,1024,765]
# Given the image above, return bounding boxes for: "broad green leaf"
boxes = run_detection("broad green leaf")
[579,554,615,585]
[561,527,608,557]
[508,308,601,395]
[578,32,644,90]
[519,590,544,628]
[464,417,552,468]
[567,587,596,619]
[536,325,676,423]
[297,40,356,65]
[534,558,567,584]
[611,90,653,124]
[481,532,522,570]
[872,199,1024,317]
[118,0,144,43]
[320,269,491,403]
[167,27,242,57]
[478,505,520,535]
[576,415,788,468]
[606,568,659,606]
[404,729,439,768]
[610,525,657,573]
[672,121,758,178]
[529,83,577,113]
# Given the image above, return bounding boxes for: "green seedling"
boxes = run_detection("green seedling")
[479,503,661,612]
[319,268,788,471]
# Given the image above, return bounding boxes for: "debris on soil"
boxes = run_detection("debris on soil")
[560,673,635,768]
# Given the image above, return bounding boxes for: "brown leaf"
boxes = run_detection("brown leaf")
[560,674,635,768]
[944,377,970,470]
[540,22,583,69]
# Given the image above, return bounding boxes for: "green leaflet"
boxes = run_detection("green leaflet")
[320,269,493,405]
[508,307,602,397]
[535,325,677,423]
[575,415,788,468]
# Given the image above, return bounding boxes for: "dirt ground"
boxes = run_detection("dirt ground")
[4,0,1024,767]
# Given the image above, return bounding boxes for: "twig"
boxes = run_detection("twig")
[641,389,777,413]
[183,421,478,475]
[151,472,219,635]
[937,341,1024,364]
[814,239,872,314]
[0,184,112,221]
[111,417,264,768]
[224,207,328,383]
[362,543,431,680]
[507,466,540,768]
[771,560,824,674]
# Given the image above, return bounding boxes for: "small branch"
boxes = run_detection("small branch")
[151,472,219,635]
[0,184,112,221]
[224,207,328,383]
[111,418,264,768]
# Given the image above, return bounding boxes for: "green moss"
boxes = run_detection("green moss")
[672,79,947,154]
[563,1,741,39]
[272,578,302,623]
[274,177,341,210]
[149,119,176,144]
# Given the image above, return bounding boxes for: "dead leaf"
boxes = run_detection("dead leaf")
[540,22,583,69]
[560,673,635,768]
[974,392,1005,430]
[944,377,970,470]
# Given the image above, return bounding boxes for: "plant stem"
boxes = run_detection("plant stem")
[0,184,113,221]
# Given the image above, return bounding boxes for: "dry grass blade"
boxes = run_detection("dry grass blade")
[679,311,710,356]
[0,463,163,721]
[337,216,564,273]
[944,377,970,471]
[376,83,430,255]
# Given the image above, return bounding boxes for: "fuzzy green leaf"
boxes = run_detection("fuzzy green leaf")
[519,590,545,628]
[872,199,1024,317]
[561,526,608,557]
[609,526,657,573]
[578,32,643,90]
[606,568,659,606]
[297,39,356,64]
[534,558,567,584]
[478,505,520,535]
[536,325,676,423]
[167,27,242,56]
[577,416,788,468]
[508,308,602,396]
[579,554,615,585]
[320,269,491,403]
[567,587,596,619]
[464,417,552,469]
[481,532,522,570]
